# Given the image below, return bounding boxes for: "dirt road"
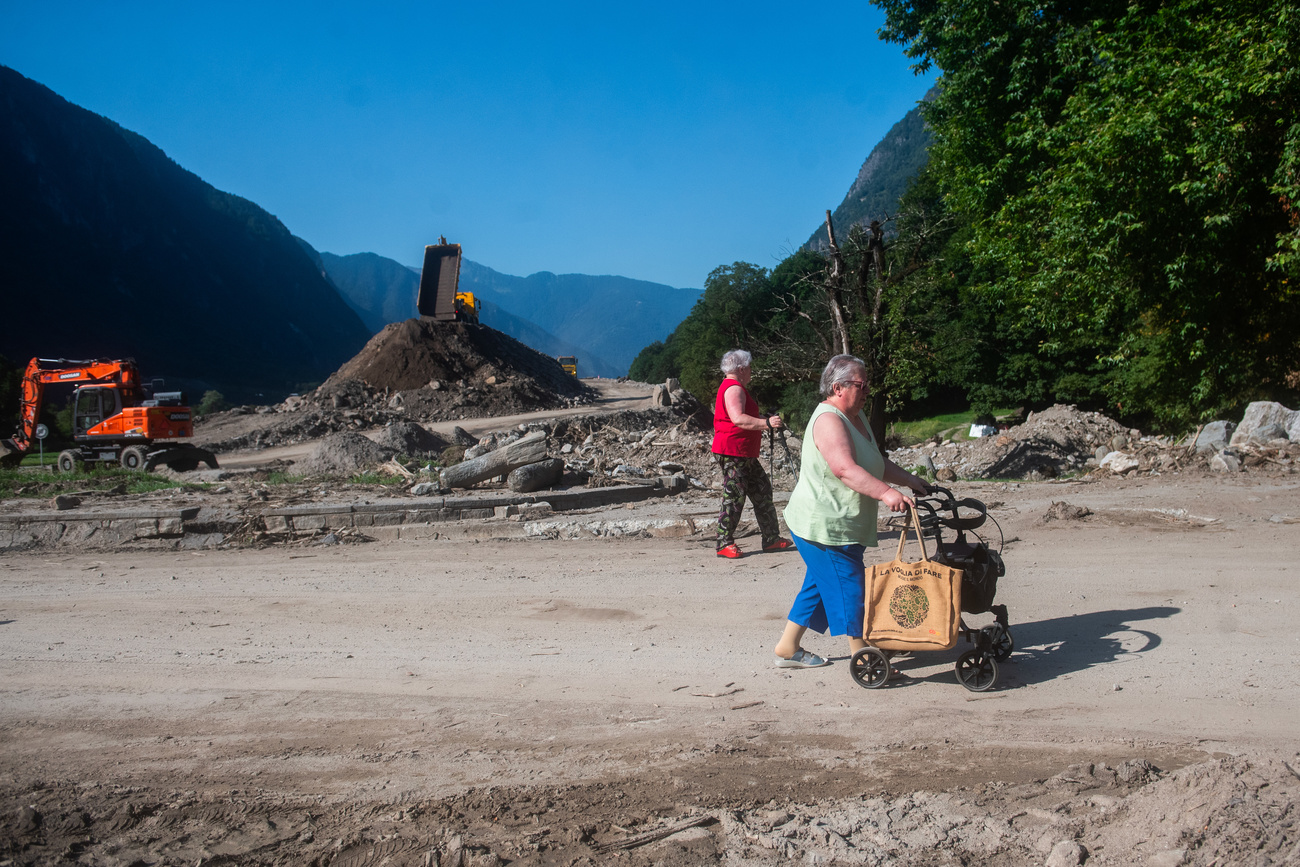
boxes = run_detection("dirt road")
[2,469,1298,864]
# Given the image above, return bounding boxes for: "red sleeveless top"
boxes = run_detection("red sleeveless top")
[712,378,761,458]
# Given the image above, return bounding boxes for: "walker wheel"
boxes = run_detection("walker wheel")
[956,649,998,692]
[980,623,1015,661]
[850,647,891,689]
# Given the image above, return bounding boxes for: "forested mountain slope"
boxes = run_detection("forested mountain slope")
[0,66,371,402]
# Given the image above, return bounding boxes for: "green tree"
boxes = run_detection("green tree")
[197,390,230,415]
[875,0,1300,426]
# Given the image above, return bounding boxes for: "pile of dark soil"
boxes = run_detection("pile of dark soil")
[323,319,594,417]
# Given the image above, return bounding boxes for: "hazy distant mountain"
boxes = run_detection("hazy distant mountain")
[458,260,700,376]
[0,65,370,402]
[315,250,696,378]
[314,250,623,378]
[806,91,934,249]
[315,250,419,333]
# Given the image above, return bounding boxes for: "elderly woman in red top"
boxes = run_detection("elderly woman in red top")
[712,349,794,559]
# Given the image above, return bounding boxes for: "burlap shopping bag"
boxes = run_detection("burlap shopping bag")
[864,506,963,651]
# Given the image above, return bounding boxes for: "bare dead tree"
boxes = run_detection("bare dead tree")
[822,211,852,356]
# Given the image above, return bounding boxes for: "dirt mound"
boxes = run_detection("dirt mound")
[371,420,449,456]
[294,431,394,476]
[4,753,1294,865]
[325,318,593,408]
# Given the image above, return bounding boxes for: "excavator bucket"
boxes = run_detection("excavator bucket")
[0,438,22,468]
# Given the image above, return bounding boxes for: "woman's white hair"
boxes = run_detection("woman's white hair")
[720,349,753,376]
[819,354,867,397]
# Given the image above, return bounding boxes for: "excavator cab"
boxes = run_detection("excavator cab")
[74,387,120,436]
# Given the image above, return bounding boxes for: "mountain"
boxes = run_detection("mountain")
[315,250,697,378]
[805,90,935,249]
[458,260,700,377]
[0,65,371,403]
[315,250,623,377]
[313,250,418,334]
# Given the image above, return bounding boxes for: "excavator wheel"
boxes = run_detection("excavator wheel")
[57,450,80,473]
[120,446,147,471]
[145,446,219,473]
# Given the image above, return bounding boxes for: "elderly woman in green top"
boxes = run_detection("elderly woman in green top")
[773,354,931,668]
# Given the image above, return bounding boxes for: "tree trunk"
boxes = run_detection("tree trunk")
[507,457,565,493]
[823,211,851,356]
[440,431,547,489]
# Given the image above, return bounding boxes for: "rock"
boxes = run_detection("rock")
[295,431,395,476]
[53,495,81,510]
[1115,758,1161,783]
[464,443,493,460]
[451,426,477,446]
[1109,433,1129,451]
[919,455,936,474]
[1044,501,1091,521]
[1046,840,1087,867]
[936,467,957,482]
[410,482,440,496]
[1209,452,1241,473]
[1099,451,1140,473]
[1195,420,1235,453]
[372,421,449,456]
[1249,422,1289,443]
[657,461,685,472]
[1095,445,1110,463]
[1229,400,1299,447]
[650,384,671,406]
[506,458,564,493]
[14,805,41,835]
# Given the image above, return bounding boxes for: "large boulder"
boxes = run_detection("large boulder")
[1194,420,1235,454]
[1230,401,1299,447]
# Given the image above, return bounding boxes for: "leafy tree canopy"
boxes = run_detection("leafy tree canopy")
[874,0,1300,426]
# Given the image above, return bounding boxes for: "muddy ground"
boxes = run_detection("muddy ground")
[3,383,1300,866]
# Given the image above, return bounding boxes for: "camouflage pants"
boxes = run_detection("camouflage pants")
[715,454,780,550]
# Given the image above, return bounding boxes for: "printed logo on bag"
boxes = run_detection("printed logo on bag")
[889,585,929,629]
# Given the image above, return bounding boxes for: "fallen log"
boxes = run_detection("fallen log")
[439,431,547,489]
[507,457,564,493]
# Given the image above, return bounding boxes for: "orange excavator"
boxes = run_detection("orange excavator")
[0,357,219,472]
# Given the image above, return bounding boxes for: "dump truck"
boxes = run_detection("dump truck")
[557,356,578,377]
[417,240,479,323]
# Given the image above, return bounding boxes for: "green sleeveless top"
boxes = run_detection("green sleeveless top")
[783,403,885,546]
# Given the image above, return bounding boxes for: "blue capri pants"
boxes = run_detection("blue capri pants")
[788,532,866,637]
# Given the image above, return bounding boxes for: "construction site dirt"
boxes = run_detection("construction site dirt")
[2,379,1299,866]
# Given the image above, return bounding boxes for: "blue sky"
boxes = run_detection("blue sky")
[2,2,934,290]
